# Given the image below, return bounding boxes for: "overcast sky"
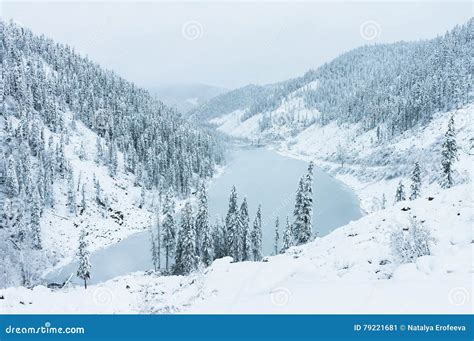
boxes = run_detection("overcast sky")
[1,1,472,89]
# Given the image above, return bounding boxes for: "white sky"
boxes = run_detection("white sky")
[1,1,472,89]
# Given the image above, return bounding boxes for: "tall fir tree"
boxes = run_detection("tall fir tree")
[251,205,263,261]
[76,228,91,289]
[395,180,406,203]
[409,162,422,200]
[195,182,210,260]
[273,217,280,256]
[29,185,42,249]
[174,201,196,275]
[293,162,314,245]
[161,188,176,272]
[440,115,458,188]
[5,155,19,197]
[239,197,251,261]
[225,186,239,259]
[66,168,76,215]
[281,216,293,252]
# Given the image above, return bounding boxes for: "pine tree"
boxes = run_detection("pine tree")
[80,183,87,213]
[76,229,91,289]
[440,115,458,188]
[381,193,387,210]
[251,205,263,261]
[30,185,42,249]
[395,180,406,203]
[282,216,293,252]
[139,185,146,209]
[273,217,280,255]
[293,162,314,245]
[212,218,226,260]
[225,186,239,259]
[161,189,176,272]
[78,142,86,161]
[195,182,210,260]
[409,162,422,200]
[239,197,251,261]
[67,168,76,215]
[174,201,196,275]
[201,218,214,266]
[5,155,19,197]
[150,210,161,272]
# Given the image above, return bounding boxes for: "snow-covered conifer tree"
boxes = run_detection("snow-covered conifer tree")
[409,162,422,200]
[76,229,91,289]
[5,155,19,197]
[161,188,176,272]
[251,205,263,261]
[174,201,196,275]
[281,216,293,252]
[195,182,210,260]
[440,115,458,188]
[273,217,280,255]
[239,197,251,261]
[67,168,76,215]
[394,180,406,203]
[225,185,239,259]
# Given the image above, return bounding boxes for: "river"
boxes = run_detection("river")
[46,146,362,285]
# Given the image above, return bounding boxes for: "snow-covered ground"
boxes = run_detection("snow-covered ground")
[37,114,155,270]
[2,93,472,314]
[2,184,471,313]
[278,104,473,213]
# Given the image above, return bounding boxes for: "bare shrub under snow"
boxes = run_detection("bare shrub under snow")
[391,216,434,264]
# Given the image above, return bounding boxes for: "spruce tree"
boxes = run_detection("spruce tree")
[282,216,293,252]
[239,197,251,261]
[409,162,422,200]
[174,201,196,275]
[225,186,239,259]
[76,229,91,289]
[5,155,19,197]
[293,162,314,245]
[251,205,263,261]
[80,183,87,213]
[201,216,214,266]
[161,189,176,272]
[212,218,225,260]
[440,115,458,188]
[67,168,76,215]
[273,217,280,256]
[195,182,210,260]
[30,185,42,249]
[395,180,406,203]
[150,210,161,272]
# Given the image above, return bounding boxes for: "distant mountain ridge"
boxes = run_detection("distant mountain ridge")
[194,19,473,141]
[150,83,228,114]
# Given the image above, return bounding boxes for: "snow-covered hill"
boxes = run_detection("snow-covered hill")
[0,20,223,287]
[2,183,471,313]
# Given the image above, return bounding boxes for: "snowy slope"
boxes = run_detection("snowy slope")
[278,104,474,213]
[39,112,155,268]
[2,183,471,314]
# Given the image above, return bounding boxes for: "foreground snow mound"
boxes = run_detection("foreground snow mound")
[2,184,471,314]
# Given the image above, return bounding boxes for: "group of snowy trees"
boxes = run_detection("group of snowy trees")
[0,19,223,287]
[392,114,459,205]
[148,183,214,276]
[146,161,315,277]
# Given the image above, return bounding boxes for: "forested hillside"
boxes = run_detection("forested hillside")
[200,19,472,141]
[0,20,224,287]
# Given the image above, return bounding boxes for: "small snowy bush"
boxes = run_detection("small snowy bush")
[391,217,434,264]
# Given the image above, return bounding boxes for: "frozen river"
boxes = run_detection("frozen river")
[46,146,362,285]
